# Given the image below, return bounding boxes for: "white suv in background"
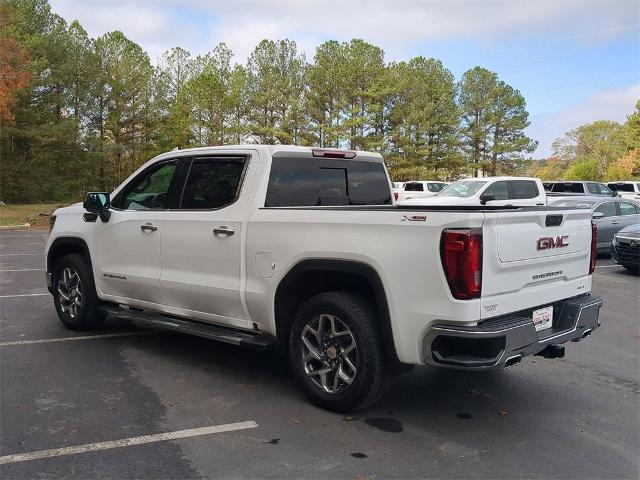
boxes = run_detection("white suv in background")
[400,176,547,206]
[607,181,640,201]
[396,181,448,202]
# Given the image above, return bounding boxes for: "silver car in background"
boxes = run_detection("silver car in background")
[550,197,640,253]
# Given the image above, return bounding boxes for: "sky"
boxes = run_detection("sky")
[49,0,640,158]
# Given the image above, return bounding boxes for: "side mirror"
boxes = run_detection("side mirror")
[479,193,495,205]
[83,192,111,222]
[592,211,605,219]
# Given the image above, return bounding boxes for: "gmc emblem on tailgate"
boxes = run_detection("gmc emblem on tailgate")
[537,235,569,250]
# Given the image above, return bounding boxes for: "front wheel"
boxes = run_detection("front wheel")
[53,253,104,330]
[289,292,390,412]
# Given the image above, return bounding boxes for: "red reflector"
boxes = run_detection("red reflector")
[589,221,597,274]
[441,229,483,300]
[312,148,356,159]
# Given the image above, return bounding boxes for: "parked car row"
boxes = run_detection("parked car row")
[547,197,640,253]
[543,181,616,199]
[400,177,546,207]
[393,177,640,267]
[393,181,448,202]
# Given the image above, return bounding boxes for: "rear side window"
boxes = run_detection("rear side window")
[594,202,616,217]
[404,182,424,192]
[509,180,539,199]
[265,158,392,207]
[608,183,635,193]
[552,183,584,193]
[180,157,246,209]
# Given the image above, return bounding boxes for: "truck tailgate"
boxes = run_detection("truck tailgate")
[481,208,593,318]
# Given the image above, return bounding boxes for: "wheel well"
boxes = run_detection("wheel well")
[47,238,93,293]
[274,260,404,369]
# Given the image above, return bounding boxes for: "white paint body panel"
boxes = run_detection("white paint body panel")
[46,146,595,365]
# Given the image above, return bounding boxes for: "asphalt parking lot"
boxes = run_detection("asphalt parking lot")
[1,229,638,479]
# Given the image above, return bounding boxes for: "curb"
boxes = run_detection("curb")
[0,223,31,230]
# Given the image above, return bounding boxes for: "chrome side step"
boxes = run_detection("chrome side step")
[101,305,275,351]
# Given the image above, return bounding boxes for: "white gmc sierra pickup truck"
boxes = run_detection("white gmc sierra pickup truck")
[45,145,603,411]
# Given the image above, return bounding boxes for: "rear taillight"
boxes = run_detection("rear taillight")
[589,221,597,274]
[441,228,482,300]
[394,191,399,201]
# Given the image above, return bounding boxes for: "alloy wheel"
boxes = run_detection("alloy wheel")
[301,313,359,394]
[58,267,83,319]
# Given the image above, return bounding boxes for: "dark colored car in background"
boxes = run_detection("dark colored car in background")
[549,197,640,253]
[611,223,640,273]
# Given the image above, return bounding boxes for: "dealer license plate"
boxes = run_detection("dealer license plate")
[532,306,553,332]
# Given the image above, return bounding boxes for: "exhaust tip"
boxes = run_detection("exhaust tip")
[581,328,592,339]
[504,354,522,368]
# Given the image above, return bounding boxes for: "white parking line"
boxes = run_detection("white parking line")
[0,293,49,298]
[0,421,258,465]
[0,331,151,346]
[0,253,43,256]
[0,268,44,272]
[596,264,620,268]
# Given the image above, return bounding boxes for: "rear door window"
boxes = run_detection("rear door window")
[265,157,392,207]
[508,180,539,199]
[427,183,445,192]
[180,157,246,209]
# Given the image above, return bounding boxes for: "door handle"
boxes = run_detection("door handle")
[611,221,619,225]
[213,226,235,237]
[140,223,158,232]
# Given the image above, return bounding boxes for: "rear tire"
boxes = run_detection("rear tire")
[622,263,639,274]
[289,292,390,412]
[53,253,105,331]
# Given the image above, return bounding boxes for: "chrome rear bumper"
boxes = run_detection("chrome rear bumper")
[422,294,602,370]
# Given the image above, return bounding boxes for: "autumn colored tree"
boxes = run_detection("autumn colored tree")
[0,4,31,123]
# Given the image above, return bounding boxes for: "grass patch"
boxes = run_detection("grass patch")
[0,203,65,228]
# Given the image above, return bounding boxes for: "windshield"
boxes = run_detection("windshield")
[438,180,487,198]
